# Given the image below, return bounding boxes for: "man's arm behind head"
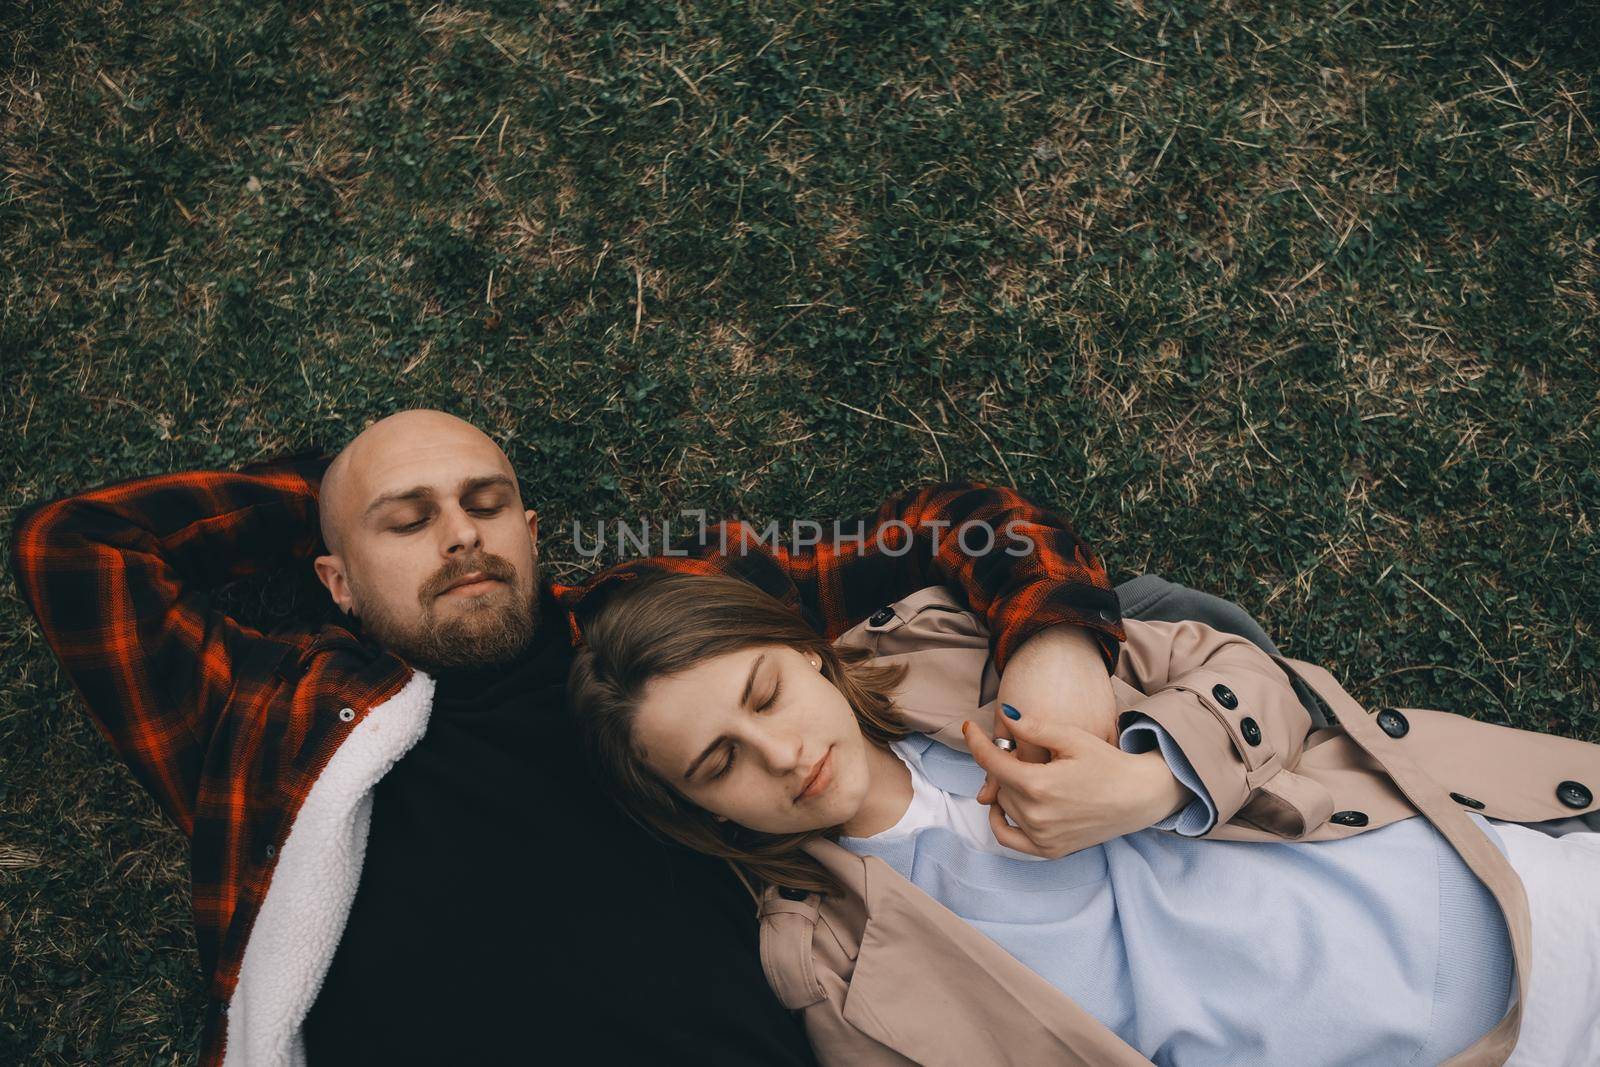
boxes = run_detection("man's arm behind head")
[8,448,333,834]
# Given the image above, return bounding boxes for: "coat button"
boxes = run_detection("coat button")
[1239,717,1262,746]
[1212,684,1238,709]
[1377,709,1410,738]
[777,886,809,902]
[867,607,895,627]
[1557,780,1593,809]
[1450,792,1485,810]
[1331,810,1369,827]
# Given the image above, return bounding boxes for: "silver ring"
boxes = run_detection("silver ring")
[992,737,1017,753]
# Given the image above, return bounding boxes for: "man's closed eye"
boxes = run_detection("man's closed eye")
[390,506,503,534]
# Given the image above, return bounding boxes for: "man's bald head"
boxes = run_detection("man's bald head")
[312,409,542,670]
[319,409,513,556]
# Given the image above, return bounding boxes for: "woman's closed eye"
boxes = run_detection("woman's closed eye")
[710,678,784,780]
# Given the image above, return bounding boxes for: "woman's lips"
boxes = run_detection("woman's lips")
[795,747,834,803]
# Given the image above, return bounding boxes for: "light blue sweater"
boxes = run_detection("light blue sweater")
[839,723,1515,1066]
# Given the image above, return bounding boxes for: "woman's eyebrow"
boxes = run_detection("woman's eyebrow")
[739,653,766,708]
[682,653,766,780]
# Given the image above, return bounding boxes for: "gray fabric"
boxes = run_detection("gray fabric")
[1113,573,1600,837]
[1519,813,1600,836]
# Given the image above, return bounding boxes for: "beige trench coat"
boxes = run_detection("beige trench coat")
[757,586,1600,1066]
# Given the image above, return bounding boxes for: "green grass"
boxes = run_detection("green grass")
[2,0,1597,1060]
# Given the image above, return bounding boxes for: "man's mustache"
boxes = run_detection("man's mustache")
[419,553,518,603]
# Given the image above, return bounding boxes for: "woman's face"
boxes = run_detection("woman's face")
[630,643,873,834]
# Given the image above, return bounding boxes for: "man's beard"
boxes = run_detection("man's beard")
[351,552,540,671]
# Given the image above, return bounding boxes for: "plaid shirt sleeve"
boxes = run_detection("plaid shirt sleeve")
[8,450,333,836]
[559,480,1125,675]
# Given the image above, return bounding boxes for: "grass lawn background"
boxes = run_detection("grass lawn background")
[2,0,1596,1060]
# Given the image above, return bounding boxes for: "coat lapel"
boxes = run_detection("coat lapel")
[803,841,1149,1067]
[223,671,436,1067]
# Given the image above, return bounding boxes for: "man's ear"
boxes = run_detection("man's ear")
[314,554,356,616]
[525,509,539,555]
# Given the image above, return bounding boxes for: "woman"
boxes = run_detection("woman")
[566,571,1600,1066]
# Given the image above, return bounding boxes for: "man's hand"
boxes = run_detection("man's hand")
[983,622,1117,804]
[962,716,1190,859]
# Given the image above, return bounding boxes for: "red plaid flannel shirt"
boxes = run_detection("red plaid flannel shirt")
[9,450,1123,1065]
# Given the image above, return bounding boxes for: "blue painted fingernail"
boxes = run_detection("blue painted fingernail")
[1002,703,1021,720]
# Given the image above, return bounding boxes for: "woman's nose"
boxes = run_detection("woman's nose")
[750,728,802,774]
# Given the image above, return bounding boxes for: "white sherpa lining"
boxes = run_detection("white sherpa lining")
[222,671,435,1066]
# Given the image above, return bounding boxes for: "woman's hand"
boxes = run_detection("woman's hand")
[962,715,1190,859]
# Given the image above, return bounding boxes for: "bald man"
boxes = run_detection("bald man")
[310,410,544,670]
[10,410,1133,1065]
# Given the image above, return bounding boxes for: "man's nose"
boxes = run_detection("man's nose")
[439,504,483,555]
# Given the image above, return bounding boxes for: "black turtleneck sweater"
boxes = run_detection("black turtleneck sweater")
[303,582,817,1065]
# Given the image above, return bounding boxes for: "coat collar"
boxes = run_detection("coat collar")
[759,838,1149,1066]
[222,670,436,1065]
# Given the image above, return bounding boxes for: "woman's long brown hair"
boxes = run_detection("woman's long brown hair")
[566,570,910,897]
